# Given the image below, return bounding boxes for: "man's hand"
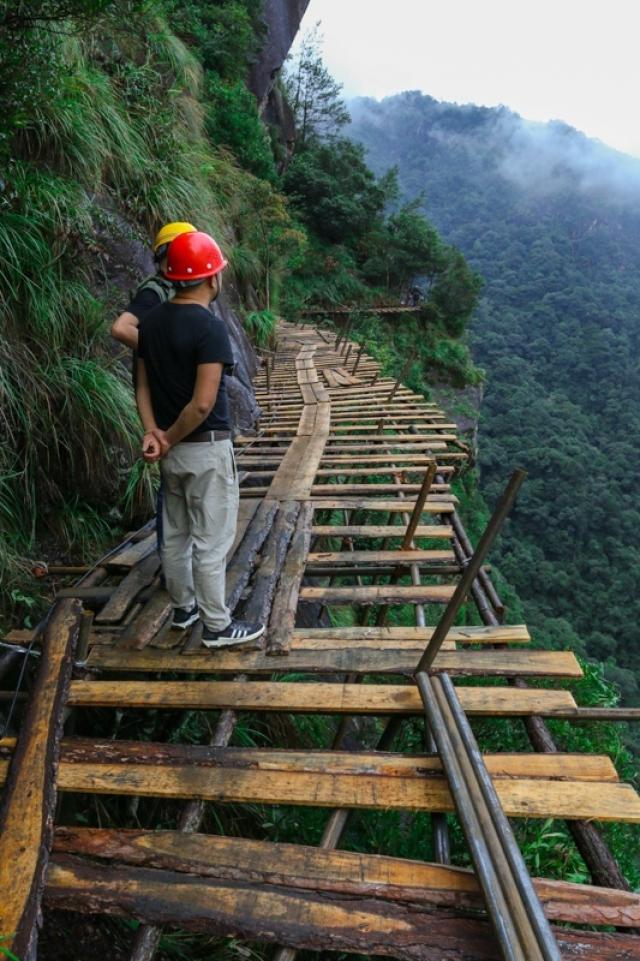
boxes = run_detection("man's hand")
[142,430,170,463]
[151,428,171,456]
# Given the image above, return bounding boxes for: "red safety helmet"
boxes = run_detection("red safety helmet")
[164,231,228,281]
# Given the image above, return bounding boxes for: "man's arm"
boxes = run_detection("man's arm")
[135,358,164,462]
[164,362,223,448]
[111,310,140,349]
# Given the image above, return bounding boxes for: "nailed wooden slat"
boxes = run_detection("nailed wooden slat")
[312,524,454,538]
[66,681,576,718]
[307,549,456,566]
[51,828,640,927]
[95,553,160,625]
[224,499,279,613]
[267,503,313,655]
[0,745,634,820]
[105,531,156,570]
[86,646,581,677]
[291,625,531,644]
[241,500,301,646]
[298,584,456,605]
[120,588,171,651]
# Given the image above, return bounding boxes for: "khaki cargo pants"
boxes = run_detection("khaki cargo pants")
[160,437,239,630]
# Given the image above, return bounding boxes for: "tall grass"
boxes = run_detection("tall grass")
[0,4,302,624]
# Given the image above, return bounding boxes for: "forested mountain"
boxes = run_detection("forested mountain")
[350,93,640,702]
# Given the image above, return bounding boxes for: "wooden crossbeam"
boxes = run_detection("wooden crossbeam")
[298,584,456,605]
[44,856,640,960]
[0,742,635,821]
[86,645,582,677]
[51,828,640,928]
[65,681,575,717]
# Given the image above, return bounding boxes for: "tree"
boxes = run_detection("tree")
[283,138,386,244]
[284,24,350,149]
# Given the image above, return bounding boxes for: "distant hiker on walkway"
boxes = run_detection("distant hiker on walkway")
[111,221,197,552]
[135,231,264,649]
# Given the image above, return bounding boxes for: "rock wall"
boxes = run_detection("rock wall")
[249,0,311,105]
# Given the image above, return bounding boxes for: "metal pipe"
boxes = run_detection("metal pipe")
[438,673,561,961]
[416,673,526,961]
[416,468,526,672]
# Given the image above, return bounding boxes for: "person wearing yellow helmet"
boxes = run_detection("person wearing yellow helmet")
[110,221,197,349]
[110,222,196,562]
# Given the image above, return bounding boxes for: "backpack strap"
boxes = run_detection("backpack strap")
[134,273,176,303]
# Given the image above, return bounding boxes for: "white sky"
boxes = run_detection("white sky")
[295,0,640,157]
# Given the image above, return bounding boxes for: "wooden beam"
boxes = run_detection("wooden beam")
[51,828,640,927]
[0,743,634,820]
[86,646,583,678]
[44,856,640,960]
[0,599,82,961]
[65,681,576,718]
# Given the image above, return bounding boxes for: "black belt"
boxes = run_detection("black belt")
[181,430,231,443]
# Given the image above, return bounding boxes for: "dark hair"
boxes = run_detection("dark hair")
[153,243,168,264]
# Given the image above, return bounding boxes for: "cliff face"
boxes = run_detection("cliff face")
[249,0,311,104]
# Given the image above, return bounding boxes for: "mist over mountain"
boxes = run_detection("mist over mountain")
[349,92,640,702]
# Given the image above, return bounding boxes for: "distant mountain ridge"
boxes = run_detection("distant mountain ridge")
[349,91,640,702]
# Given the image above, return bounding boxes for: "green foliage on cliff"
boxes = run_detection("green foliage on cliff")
[0,0,295,619]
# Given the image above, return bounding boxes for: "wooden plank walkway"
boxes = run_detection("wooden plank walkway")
[1,319,638,961]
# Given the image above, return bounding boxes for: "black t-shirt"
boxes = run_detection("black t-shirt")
[127,285,162,322]
[126,285,163,389]
[138,302,234,434]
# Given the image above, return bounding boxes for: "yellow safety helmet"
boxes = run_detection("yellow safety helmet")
[152,221,197,253]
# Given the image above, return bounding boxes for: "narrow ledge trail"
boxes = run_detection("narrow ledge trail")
[1,319,639,961]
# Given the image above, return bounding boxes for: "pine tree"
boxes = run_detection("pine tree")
[284,24,350,149]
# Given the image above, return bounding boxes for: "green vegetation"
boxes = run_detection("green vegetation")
[350,92,640,705]
[2,8,638,957]
[0,0,297,623]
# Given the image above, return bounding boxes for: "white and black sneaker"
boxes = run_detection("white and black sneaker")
[202,619,265,648]
[171,605,199,630]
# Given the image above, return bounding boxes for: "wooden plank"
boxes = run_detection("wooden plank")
[310,482,456,495]
[95,553,160,625]
[240,500,301,648]
[308,549,456,566]
[0,747,634,821]
[229,498,261,558]
[45,864,640,960]
[307,549,456,571]
[292,624,531,644]
[86,647,582,678]
[310,496,453,510]
[266,434,311,500]
[312,524,454,538]
[105,532,156,571]
[225,500,279,613]
[287,403,330,499]
[120,588,172,651]
[297,405,317,436]
[267,503,313,655]
[0,599,82,960]
[52,827,640,927]
[66,681,576,718]
[299,584,456,605]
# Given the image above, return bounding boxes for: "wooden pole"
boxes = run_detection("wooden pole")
[416,469,527,673]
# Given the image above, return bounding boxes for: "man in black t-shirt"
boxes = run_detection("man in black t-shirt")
[137,231,264,650]
[111,222,196,553]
